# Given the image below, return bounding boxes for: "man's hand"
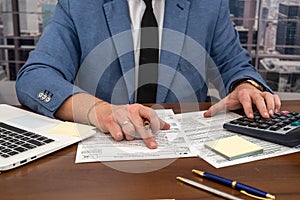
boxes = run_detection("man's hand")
[89,103,170,149]
[204,82,281,118]
[55,93,170,149]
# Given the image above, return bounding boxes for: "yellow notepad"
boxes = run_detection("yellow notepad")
[48,122,94,137]
[205,135,263,160]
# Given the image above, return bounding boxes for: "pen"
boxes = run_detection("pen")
[143,120,150,130]
[192,169,275,200]
[176,176,243,200]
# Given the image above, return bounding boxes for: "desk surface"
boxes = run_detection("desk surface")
[1,100,299,200]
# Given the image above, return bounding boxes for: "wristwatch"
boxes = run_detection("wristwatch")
[243,79,264,91]
[231,79,264,92]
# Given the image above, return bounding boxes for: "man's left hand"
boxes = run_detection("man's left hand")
[204,83,281,118]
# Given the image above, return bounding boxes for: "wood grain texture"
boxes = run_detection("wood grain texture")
[1,100,299,200]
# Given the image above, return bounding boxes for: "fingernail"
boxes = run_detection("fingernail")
[149,141,157,148]
[248,112,253,118]
[264,112,269,117]
[275,109,279,113]
[269,109,274,115]
[117,132,124,140]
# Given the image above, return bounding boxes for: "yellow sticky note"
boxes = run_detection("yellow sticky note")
[205,135,263,160]
[48,122,94,137]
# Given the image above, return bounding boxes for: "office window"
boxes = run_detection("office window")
[0,0,299,93]
[229,0,300,92]
[0,0,56,80]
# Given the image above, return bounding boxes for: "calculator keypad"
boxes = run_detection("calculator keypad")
[223,111,300,147]
[229,111,300,135]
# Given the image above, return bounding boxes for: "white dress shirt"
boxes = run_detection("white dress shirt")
[127,0,165,100]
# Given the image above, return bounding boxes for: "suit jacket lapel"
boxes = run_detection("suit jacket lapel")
[103,0,135,103]
[157,0,190,103]
[103,0,190,103]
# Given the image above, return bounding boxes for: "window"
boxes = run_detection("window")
[0,0,299,93]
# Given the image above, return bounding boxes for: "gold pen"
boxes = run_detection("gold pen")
[143,120,150,130]
[192,169,275,200]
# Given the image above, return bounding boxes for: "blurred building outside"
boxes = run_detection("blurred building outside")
[0,0,299,101]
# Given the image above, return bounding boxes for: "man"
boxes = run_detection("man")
[16,0,280,149]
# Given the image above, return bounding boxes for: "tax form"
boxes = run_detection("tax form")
[176,111,300,168]
[76,109,300,168]
[75,109,196,163]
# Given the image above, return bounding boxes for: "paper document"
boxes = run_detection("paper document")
[76,109,300,168]
[75,109,196,163]
[176,111,300,168]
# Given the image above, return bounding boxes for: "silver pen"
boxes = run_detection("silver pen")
[176,176,243,200]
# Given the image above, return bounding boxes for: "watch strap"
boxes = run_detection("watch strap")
[231,79,264,92]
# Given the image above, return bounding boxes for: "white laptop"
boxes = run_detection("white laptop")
[0,104,96,171]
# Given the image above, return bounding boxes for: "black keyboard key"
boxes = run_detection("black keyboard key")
[7,151,19,156]
[1,154,10,158]
[36,136,48,141]
[21,143,37,149]
[279,116,288,120]
[2,148,12,153]
[44,139,55,143]
[14,134,25,139]
[0,122,26,133]
[8,139,18,143]
[21,137,30,141]
[15,141,25,145]
[2,142,12,147]
[265,120,276,126]
[27,139,45,146]
[248,122,258,127]
[273,118,281,123]
[14,147,27,153]
[276,122,286,128]
[29,134,40,139]
[7,144,18,149]
[239,121,249,126]
[258,124,269,129]
[290,112,299,116]
[23,132,35,137]
[270,126,281,131]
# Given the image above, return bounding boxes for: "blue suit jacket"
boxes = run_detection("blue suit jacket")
[16,0,271,118]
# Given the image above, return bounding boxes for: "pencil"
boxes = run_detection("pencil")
[176,177,243,200]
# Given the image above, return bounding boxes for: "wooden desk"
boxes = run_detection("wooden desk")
[1,100,299,200]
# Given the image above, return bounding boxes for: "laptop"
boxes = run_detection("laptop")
[0,104,96,171]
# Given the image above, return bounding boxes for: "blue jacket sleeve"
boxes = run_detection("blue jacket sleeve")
[208,0,272,97]
[16,0,85,118]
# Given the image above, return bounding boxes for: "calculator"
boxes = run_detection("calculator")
[223,111,300,147]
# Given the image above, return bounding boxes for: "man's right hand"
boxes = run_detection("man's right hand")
[55,93,170,149]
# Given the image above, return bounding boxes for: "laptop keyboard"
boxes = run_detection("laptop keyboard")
[0,122,54,158]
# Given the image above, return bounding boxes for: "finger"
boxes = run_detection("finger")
[135,124,158,148]
[263,92,276,116]
[105,116,124,141]
[159,118,170,130]
[142,136,157,149]
[274,94,281,113]
[120,121,136,141]
[131,105,162,134]
[238,92,255,118]
[203,98,226,117]
[252,93,269,118]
